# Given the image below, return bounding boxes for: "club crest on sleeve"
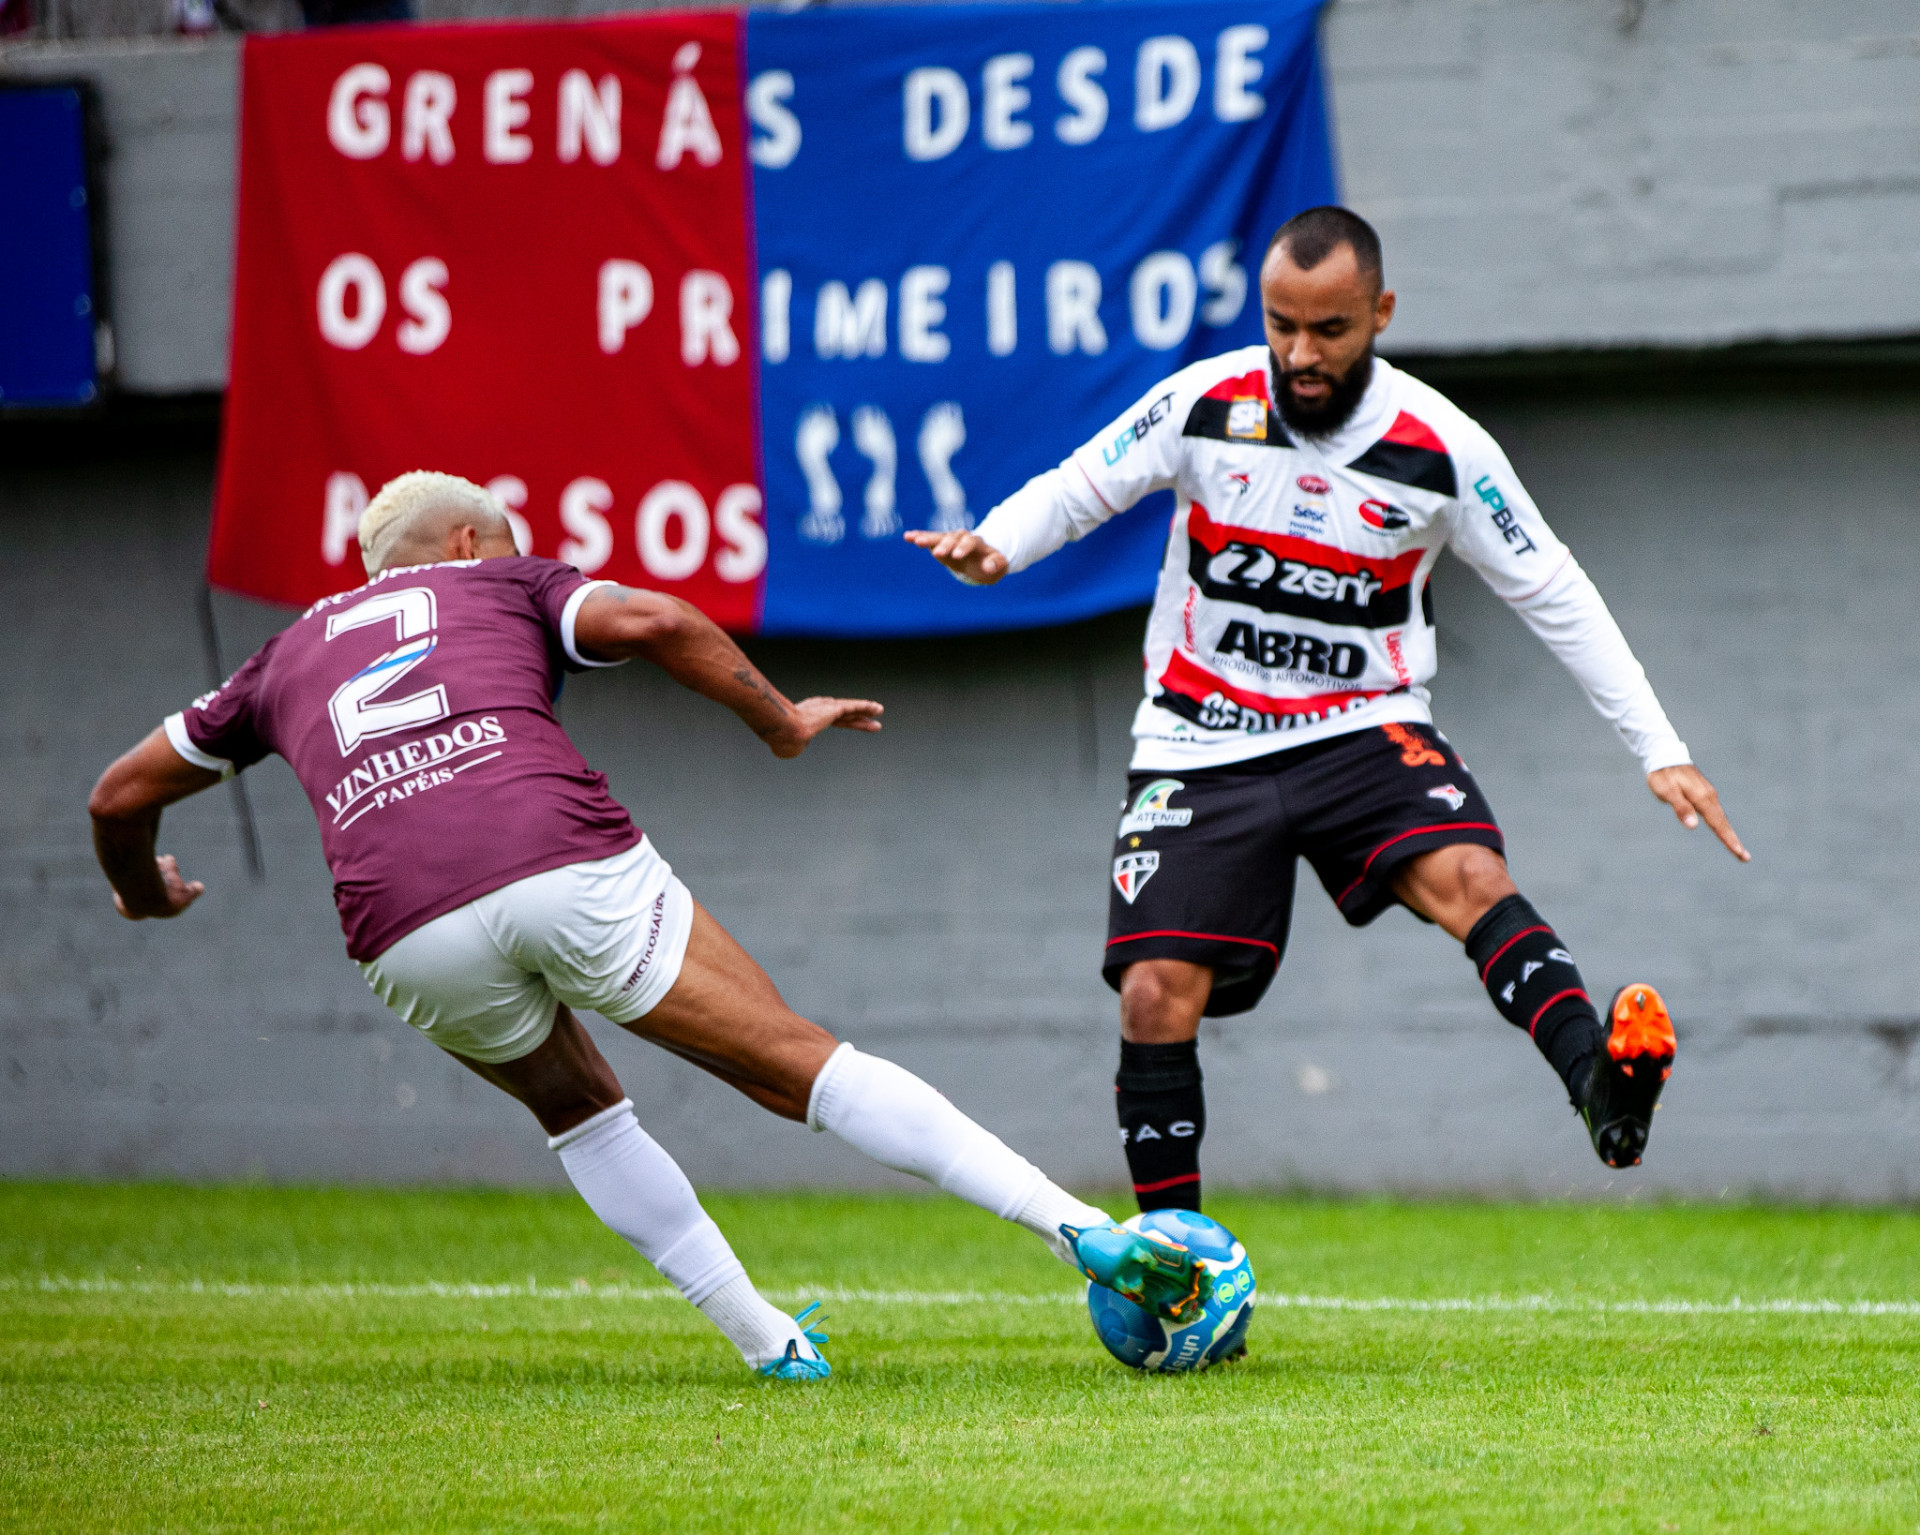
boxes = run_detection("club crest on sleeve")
[1427,783,1468,811]
[1119,778,1193,837]
[1113,851,1160,904]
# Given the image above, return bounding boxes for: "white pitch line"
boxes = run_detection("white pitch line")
[1260,1293,1920,1318]
[6,1276,1920,1317]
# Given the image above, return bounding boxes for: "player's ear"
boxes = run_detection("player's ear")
[1374,288,1396,334]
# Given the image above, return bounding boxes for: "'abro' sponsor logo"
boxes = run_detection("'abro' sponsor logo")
[1296,474,1329,495]
[1216,620,1366,679]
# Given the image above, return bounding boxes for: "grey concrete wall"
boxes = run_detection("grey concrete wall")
[6,0,1920,391]
[1331,0,1920,352]
[6,382,1920,1198]
[1,37,238,393]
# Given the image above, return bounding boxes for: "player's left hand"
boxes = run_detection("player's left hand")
[112,853,207,919]
[1647,764,1750,862]
[765,698,884,758]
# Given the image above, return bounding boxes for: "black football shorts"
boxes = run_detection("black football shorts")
[1103,722,1504,1017]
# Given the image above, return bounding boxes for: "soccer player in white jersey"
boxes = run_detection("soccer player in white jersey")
[910,207,1748,1209]
[88,471,1205,1380]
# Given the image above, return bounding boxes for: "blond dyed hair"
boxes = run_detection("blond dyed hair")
[358,471,509,575]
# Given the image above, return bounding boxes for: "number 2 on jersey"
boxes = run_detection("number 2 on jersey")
[324,587,450,755]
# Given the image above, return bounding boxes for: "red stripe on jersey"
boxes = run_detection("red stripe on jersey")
[1381,410,1448,455]
[1187,501,1426,588]
[1201,368,1270,403]
[1159,649,1391,718]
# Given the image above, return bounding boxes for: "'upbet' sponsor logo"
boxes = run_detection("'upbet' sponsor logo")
[1103,393,1176,465]
[1473,475,1539,553]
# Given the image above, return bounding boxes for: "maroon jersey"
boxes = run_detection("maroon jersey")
[169,557,639,960]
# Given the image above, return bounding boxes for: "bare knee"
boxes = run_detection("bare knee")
[1120,959,1211,1044]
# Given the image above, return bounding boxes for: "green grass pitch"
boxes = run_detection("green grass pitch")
[5,1184,1920,1532]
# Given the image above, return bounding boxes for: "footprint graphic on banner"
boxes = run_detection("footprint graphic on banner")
[851,406,899,539]
[919,402,970,532]
[796,404,844,544]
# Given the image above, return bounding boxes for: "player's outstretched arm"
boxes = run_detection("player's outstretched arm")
[1647,764,1750,862]
[903,528,1009,586]
[573,586,882,758]
[88,728,221,918]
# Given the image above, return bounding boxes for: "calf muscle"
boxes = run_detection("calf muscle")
[453,1008,625,1137]
[619,900,839,1121]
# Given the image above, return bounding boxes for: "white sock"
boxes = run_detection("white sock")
[550,1101,812,1369]
[806,1044,1110,1268]
[1014,1181,1115,1266]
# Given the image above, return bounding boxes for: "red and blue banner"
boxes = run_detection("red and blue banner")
[212,0,1334,635]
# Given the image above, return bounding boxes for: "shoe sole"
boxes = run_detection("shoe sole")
[1067,1225,1207,1324]
[1592,983,1676,1168]
[1607,983,1676,1077]
[1112,1232,1206,1324]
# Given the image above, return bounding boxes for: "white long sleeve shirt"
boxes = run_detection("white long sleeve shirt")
[972,348,1689,775]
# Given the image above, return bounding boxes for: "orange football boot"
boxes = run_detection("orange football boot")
[1581,984,1676,1168]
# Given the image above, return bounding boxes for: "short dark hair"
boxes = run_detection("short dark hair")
[1266,206,1383,289]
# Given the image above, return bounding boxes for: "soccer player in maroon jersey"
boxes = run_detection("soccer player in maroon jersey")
[89,471,1204,1378]
[912,208,1748,1209]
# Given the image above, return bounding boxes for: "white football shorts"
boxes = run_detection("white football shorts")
[358,837,694,1064]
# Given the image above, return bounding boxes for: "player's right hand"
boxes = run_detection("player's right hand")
[903,529,1009,586]
[113,853,206,920]
[765,698,884,759]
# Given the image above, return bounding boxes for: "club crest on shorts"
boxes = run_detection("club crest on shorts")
[1113,851,1160,904]
[1427,783,1468,811]
[1119,778,1193,837]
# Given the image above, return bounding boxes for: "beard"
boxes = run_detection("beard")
[1273,345,1375,437]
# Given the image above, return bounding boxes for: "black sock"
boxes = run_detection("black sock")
[1115,1039,1205,1211]
[1464,894,1604,1108]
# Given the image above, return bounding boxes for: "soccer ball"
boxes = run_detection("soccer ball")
[1085,1209,1256,1373]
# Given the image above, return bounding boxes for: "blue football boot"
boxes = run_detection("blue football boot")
[757,1301,832,1380]
[1060,1221,1206,1324]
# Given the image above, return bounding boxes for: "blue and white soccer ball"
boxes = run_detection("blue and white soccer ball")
[1085,1209,1256,1373]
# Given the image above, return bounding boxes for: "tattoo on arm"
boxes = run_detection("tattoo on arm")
[733,666,790,735]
